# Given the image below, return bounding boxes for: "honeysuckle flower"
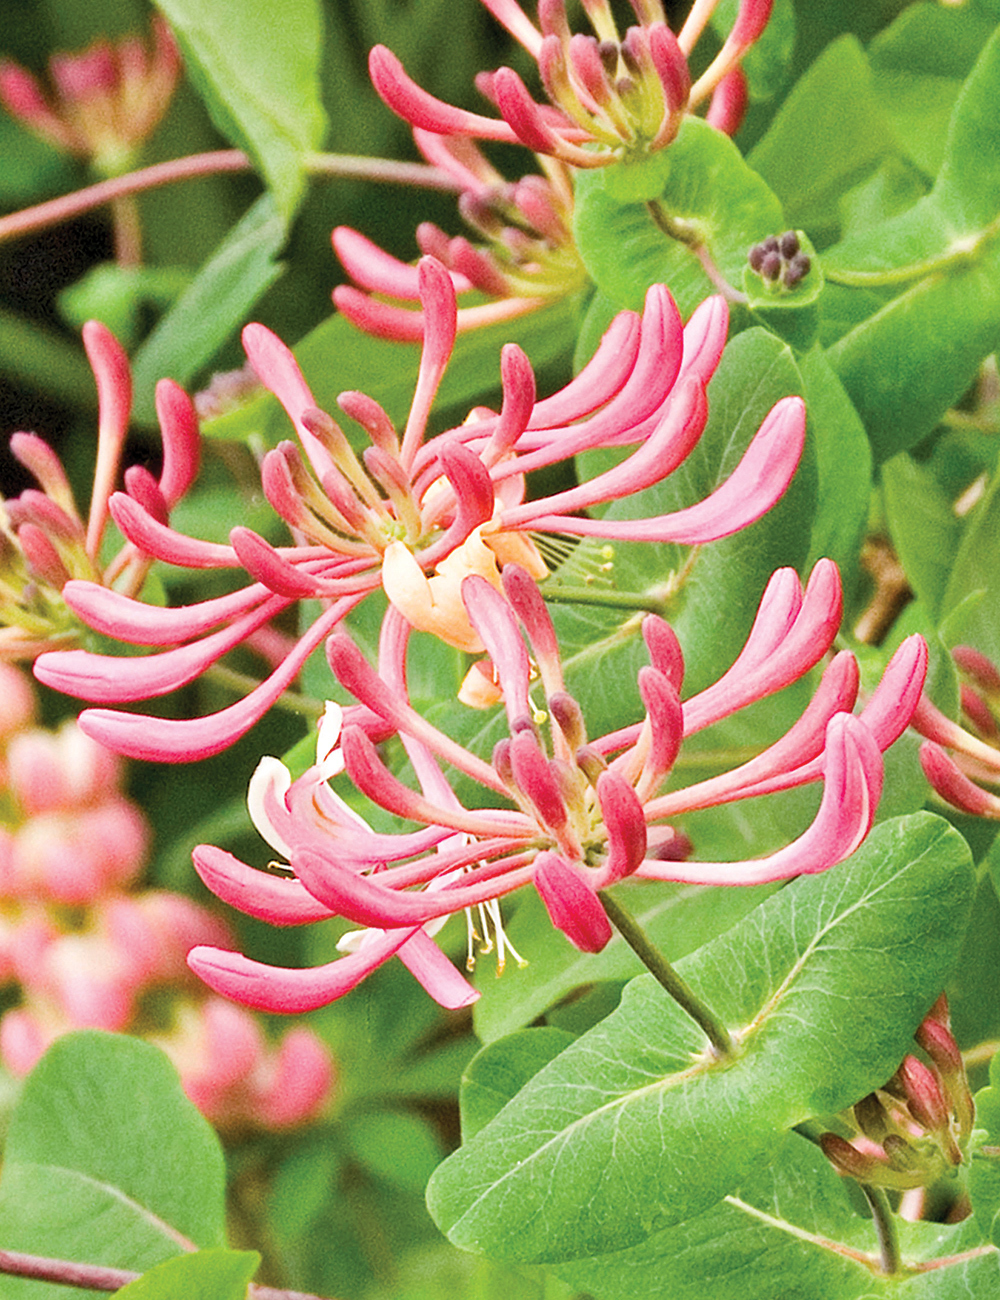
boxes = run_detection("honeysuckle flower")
[333,131,588,340]
[0,319,200,661]
[36,259,807,762]
[0,15,180,177]
[186,561,927,1014]
[369,0,772,170]
[818,996,972,1194]
[913,645,1000,819]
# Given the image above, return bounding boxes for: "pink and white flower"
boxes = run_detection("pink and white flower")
[187,561,927,1013]
[36,260,806,762]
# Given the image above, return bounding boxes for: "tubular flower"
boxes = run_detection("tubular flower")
[0,320,200,661]
[912,645,1000,819]
[333,132,588,340]
[369,0,772,169]
[0,15,180,177]
[186,561,927,1014]
[35,260,807,763]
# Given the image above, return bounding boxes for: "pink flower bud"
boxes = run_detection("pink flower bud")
[254,1027,335,1129]
[534,851,612,952]
[0,1006,56,1076]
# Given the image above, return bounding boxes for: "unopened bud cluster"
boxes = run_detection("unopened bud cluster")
[748,231,811,291]
[819,996,974,1194]
[0,664,333,1131]
[0,16,180,176]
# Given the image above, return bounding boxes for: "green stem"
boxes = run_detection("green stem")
[861,1185,902,1277]
[645,200,748,304]
[0,150,459,247]
[203,663,325,720]
[598,889,735,1059]
[540,582,667,614]
[824,216,1000,288]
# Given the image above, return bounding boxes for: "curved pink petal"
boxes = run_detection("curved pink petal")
[75,599,354,761]
[192,845,335,924]
[60,580,275,645]
[109,492,238,568]
[333,226,470,298]
[528,394,806,541]
[155,378,201,508]
[534,852,612,952]
[395,930,479,1008]
[188,932,418,1013]
[920,743,1000,817]
[34,593,288,702]
[636,713,882,885]
[461,575,531,724]
[369,45,521,141]
[82,320,131,560]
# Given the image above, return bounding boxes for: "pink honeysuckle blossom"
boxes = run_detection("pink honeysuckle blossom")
[369,0,772,170]
[187,561,927,1014]
[333,131,589,341]
[912,645,1000,819]
[0,320,200,661]
[35,258,806,763]
[0,15,180,177]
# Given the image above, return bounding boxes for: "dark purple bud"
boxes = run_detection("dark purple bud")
[779,230,799,258]
[760,250,782,281]
[748,243,766,272]
[783,253,810,287]
[598,40,620,77]
[762,234,779,255]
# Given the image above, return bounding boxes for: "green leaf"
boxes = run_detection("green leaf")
[0,1032,227,1292]
[426,814,974,1263]
[748,36,896,240]
[461,1029,577,1142]
[558,1131,1000,1300]
[200,296,580,447]
[472,883,777,1045]
[574,117,784,316]
[941,463,1000,665]
[867,2,997,178]
[0,309,99,410]
[798,346,872,576]
[824,24,1000,461]
[131,193,287,423]
[882,452,964,619]
[154,0,326,219]
[57,264,192,350]
[115,1251,260,1300]
[970,1047,1000,1243]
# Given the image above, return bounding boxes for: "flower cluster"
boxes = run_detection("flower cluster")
[370,0,772,170]
[332,135,587,340]
[913,645,1000,820]
[35,261,806,762]
[186,561,927,1014]
[0,320,200,661]
[0,663,332,1131]
[0,15,180,177]
[819,997,974,1201]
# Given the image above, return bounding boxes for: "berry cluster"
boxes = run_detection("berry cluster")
[748,230,811,290]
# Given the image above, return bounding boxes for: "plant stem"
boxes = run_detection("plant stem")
[861,1185,902,1277]
[0,1247,339,1299]
[0,151,459,247]
[598,889,735,1058]
[540,582,667,614]
[111,192,142,267]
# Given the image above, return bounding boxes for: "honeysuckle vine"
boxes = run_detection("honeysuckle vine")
[34,261,805,760]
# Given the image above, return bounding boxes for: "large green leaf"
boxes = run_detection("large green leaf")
[115,1251,260,1300]
[426,815,973,1264]
[472,882,777,1045]
[557,1131,1000,1300]
[882,452,964,620]
[824,22,1000,462]
[154,0,326,219]
[131,193,287,423]
[748,36,897,241]
[573,117,784,317]
[0,1032,227,1295]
